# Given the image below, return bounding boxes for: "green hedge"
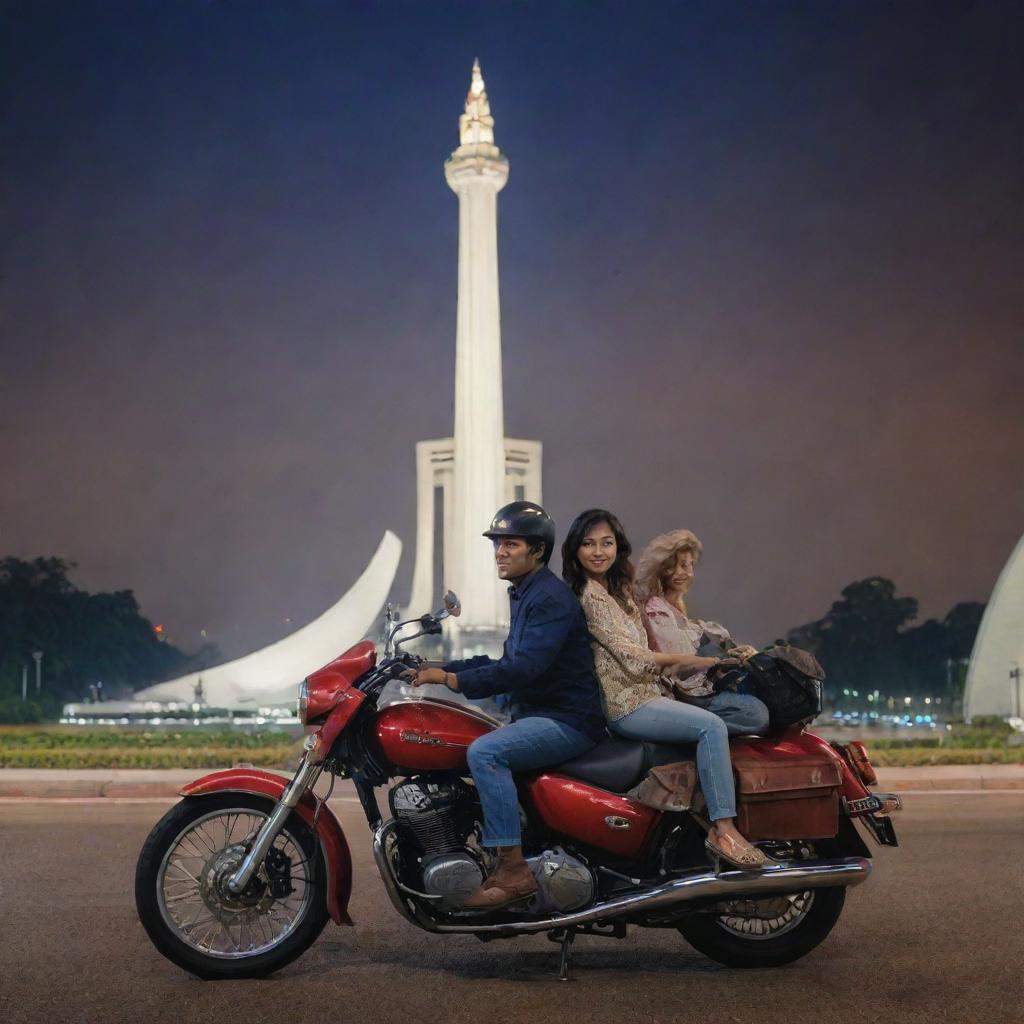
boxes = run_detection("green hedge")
[0,725,301,768]
[0,699,43,725]
[858,723,1017,751]
[0,726,294,748]
[870,747,1024,766]
[0,745,295,769]
[2,725,1021,771]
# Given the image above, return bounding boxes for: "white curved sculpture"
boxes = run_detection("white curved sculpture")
[964,530,1024,721]
[134,531,402,708]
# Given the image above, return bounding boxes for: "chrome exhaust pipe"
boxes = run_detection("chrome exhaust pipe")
[373,820,872,936]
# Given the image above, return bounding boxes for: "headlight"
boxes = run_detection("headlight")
[297,679,309,725]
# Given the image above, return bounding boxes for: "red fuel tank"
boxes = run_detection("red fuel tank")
[373,698,498,773]
[526,774,660,860]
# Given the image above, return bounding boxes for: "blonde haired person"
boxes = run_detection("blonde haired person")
[635,529,760,700]
[562,509,769,870]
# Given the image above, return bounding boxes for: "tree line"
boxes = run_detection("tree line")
[787,576,984,707]
[1,558,985,721]
[0,557,219,719]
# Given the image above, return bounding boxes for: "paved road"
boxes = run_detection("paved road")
[1,793,1021,1024]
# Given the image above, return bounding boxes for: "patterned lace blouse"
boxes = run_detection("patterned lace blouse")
[643,595,732,699]
[578,579,662,722]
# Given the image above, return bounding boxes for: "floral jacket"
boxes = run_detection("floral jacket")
[578,580,662,722]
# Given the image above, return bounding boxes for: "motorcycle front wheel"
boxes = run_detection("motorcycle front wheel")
[135,792,330,979]
[676,841,846,968]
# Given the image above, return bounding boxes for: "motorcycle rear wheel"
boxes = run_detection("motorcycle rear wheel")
[676,842,846,968]
[135,793,330,979]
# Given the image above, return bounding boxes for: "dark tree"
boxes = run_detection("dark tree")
[788,578,986,705]
[788,577,917,700]
[897,618,949,698]
[0,557,213,715]
[943,602,986,661]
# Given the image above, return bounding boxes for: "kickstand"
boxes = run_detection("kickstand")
[557,927,576,982]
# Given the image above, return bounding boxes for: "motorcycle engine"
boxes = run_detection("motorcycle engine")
[419,853,484,911]
[524,848,594,914]
[390,778,484,911]
[389,781,594,915]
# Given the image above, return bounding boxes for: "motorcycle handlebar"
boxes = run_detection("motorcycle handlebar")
[356,652,422,697]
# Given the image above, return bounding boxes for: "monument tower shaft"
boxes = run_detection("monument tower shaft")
[445,61,510,631]
[406,61,542,651]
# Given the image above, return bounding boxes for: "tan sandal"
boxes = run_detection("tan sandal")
[705,830,767,870]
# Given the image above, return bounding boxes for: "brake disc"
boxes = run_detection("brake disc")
[199,843,270,913]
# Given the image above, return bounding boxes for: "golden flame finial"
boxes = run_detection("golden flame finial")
[458,59,495,148]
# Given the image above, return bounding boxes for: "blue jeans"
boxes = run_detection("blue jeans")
[467,717,596,847]
[685,691,770,737]
[609,693,768,822]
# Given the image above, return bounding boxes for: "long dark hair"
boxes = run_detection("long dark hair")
[561,508,636,605]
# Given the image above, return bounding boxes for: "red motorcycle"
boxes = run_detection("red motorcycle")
[135,593,901,980]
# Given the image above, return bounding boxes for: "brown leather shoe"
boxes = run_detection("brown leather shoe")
[461,846,538,910]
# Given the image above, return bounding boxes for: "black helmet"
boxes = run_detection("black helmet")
[483,501,556,564]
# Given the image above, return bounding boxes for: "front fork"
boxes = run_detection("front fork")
[226,751,323,894]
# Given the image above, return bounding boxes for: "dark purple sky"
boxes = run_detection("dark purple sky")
[3,1,1022,660]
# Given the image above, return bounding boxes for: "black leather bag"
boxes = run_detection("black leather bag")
[711,642,824,728]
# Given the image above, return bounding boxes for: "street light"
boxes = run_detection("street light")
[1011,663,1021,719]
[32,650,43,694]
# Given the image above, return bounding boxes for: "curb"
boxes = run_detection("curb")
[0,768,265,800]
[0,767,1022,799]
[874,765,1024,791]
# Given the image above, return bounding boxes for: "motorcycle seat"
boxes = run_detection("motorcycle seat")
[551,734,694,794]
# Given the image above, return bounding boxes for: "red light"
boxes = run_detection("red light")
[845,741,878,786]
[154,624,164,635]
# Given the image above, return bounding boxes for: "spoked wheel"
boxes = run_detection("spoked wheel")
[135,793,329,979]
[676,841,846,968]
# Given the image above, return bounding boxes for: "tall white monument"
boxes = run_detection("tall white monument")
[408,61,541,650]
[80,63,538,717]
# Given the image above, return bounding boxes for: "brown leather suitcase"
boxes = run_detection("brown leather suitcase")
[731,750,843,840]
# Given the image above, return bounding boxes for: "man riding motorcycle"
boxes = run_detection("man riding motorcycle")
[135,500,899,980]
[407,501,606,910]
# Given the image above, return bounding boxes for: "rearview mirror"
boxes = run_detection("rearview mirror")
[435,590,461,621]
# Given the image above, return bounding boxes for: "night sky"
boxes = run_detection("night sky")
[3,1,1022,661]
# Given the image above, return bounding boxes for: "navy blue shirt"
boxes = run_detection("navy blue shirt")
[444,566,607,743]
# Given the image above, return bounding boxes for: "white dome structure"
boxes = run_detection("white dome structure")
[964,531,1024,721]
[131,531,401,708]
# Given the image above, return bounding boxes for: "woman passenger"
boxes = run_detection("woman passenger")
[636,529,761,714]
[562,509,769,870]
